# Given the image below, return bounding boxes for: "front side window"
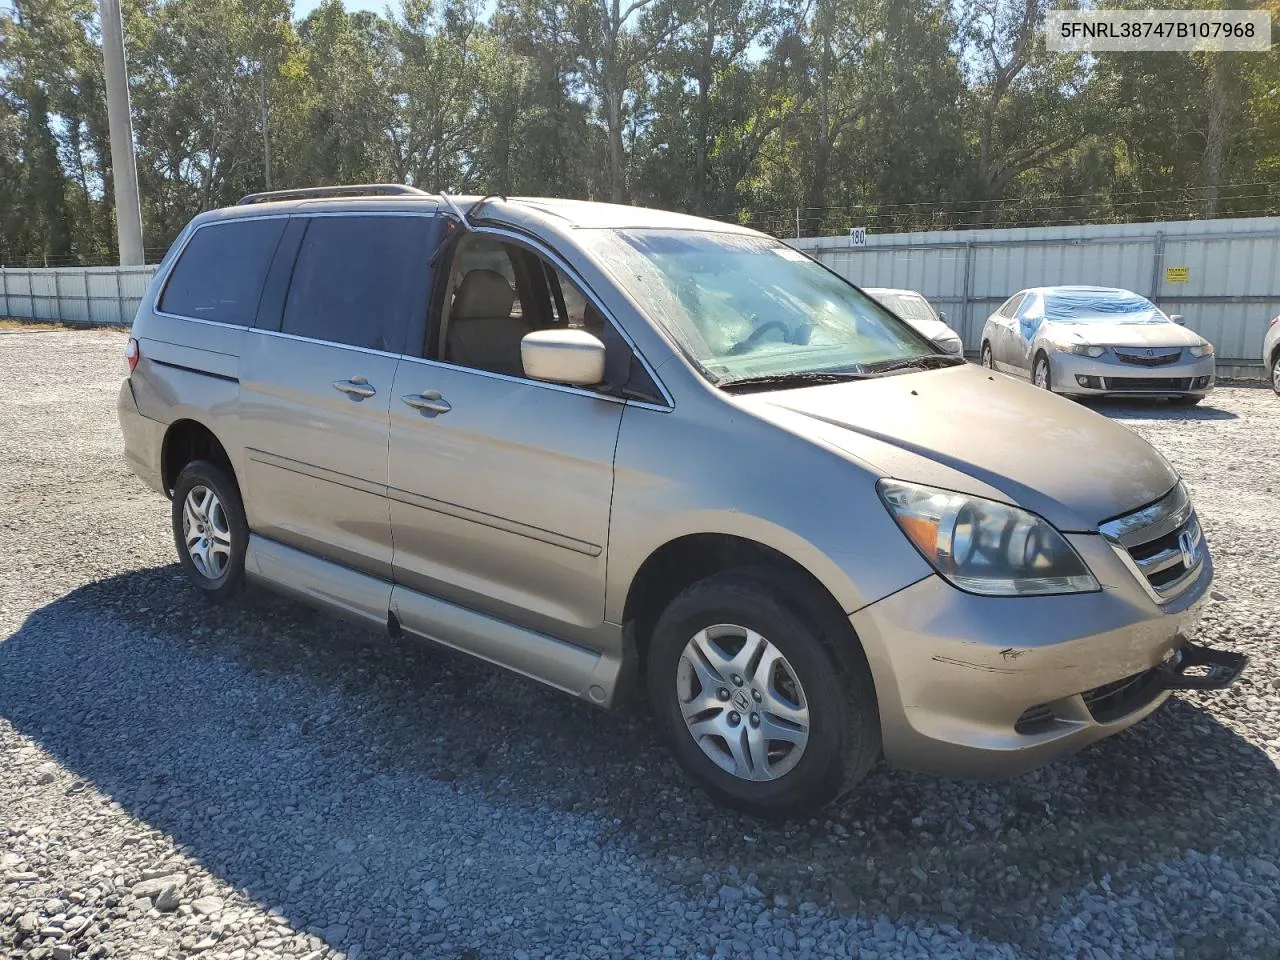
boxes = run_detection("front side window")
[577,230,935,384]
[159,218,286,325]
[281,216,432,353]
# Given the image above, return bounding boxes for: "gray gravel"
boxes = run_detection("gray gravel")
[2,329,1278,960]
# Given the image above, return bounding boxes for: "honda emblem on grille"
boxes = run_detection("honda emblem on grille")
[1178,530,1197,568]
[1145,349,1155,357]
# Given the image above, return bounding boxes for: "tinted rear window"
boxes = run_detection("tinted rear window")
[281,216,431,353]
[159,218,286,324]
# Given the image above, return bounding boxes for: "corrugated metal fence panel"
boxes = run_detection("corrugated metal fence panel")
[795,216,1280,363]
[0,266,158,326]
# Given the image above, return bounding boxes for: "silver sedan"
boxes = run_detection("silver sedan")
[863,287,964,356]
[980,286,1216,405]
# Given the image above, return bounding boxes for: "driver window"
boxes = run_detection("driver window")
[437,235,657,400]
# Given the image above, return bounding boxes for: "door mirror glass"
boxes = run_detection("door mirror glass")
[1169,314,1185,325]
[521,329,605,386]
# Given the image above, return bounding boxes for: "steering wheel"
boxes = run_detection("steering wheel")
[728,319,790,355]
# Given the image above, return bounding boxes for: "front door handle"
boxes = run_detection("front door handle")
[333,376,375,400]
[402,391,452,415]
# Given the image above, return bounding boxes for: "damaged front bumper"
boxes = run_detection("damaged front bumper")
[850,533,1245,778]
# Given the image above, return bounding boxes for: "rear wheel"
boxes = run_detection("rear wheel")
[981,343,993,369]
[172,460,248,601]
[1033,353,1052,391]
[646,569,880,817]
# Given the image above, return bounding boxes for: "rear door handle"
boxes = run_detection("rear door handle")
[333,376,375,400]
[401,391,451,415]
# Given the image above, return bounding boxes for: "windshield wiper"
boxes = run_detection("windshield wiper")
[718,370,869,393]
[862,354,966,376]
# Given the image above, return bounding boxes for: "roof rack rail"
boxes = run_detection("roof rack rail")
[236,184,431,205]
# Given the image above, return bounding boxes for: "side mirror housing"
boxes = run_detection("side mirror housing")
[1169,314,1185,325]
[521,329,605,386]
[937,311,948,323]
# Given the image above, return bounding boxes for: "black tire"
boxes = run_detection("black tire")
[1033,353,1052,391]
[171,460,248,601]
[980,342,993,368]
[1271,353,1280,396]
[646,568,880,818]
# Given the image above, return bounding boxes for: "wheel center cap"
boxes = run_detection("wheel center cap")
[732,689,752,712]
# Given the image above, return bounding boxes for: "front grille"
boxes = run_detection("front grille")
[1113,348,1183,367]
[1083,667,1163,723]
[1101,376,1193,391]
[1099,484,1203,602]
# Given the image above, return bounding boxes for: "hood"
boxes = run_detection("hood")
[739,363,1177,531]
[904,316,958,343]
[1044,320,1202,348]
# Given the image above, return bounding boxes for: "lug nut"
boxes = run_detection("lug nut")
[727,711,741,726]
[731,674,743,686]
[717,688,730,701]
[751,689,762,702]
[749,713,760,727]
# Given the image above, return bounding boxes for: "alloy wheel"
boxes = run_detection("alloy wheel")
[1034,358,1051,390]
[182,485,232,580]
[676,624,810,781]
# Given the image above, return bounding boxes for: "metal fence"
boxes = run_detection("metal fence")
[794,215,1280,370]
[0,265,157,327]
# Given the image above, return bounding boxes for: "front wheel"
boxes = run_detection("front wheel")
[172,460,248,601]
[1272,354,1280,395]
[646,570,880,817]
[981,343,994,369]
[1033,354,1053,391]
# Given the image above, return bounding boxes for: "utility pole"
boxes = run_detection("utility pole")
[100,0,144,265]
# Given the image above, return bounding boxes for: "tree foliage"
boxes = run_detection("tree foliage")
[0,0,1277,263]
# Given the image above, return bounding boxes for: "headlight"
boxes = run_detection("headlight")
[878,480,1099,596]
[1189,342,1214,358]
[934,335,964,355]
[1051,340,1105,358]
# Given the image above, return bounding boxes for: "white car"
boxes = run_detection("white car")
[980,286,1216,405]
[1263,312,1280,394]
[864,288,964,356]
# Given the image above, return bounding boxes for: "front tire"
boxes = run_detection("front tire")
[172,460,248,601]
[1272,353,1280,395]
[1033,353,1052,391]
[646,569,880,817]
[981,343,994,369]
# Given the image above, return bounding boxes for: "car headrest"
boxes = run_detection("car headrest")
[453,269,515,321]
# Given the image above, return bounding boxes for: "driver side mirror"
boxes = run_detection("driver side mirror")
[938,311,948,323]
[521,329,605,386]
[1169,314,1185,325]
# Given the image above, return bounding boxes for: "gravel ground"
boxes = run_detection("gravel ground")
[1,329,1278,960]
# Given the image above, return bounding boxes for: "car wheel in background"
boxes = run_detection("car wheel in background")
[171,460,248,601]
[646,568,880,818]
[1272,354,1280,395]
[1033,354,1052,391]
[981,343,994,368]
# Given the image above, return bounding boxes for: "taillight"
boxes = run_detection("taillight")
[125,337,140,373]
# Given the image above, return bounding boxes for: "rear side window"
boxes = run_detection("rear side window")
[159,218,286,324]
[281,216,431,353]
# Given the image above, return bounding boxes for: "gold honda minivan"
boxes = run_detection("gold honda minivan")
[118,186,1245,816]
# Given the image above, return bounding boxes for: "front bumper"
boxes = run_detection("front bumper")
[850,532,1241,778]
[1047,350,1215,397]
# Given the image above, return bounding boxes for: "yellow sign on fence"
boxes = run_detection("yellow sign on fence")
[1165,266,1190,284]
